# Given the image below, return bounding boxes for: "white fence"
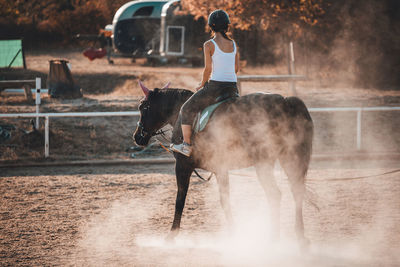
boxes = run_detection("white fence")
[237,42,306,95]
[0,77,44,128]
[0,107,399,158]
[0,111,139,157]
[3,88,48,94]
[310,107,400,150]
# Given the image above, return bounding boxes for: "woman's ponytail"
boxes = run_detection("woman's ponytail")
[221,30,232,40]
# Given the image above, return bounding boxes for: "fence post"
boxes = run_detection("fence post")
[23,84,33,101]
[45,115,49,158]
[357,109,362,150]
[288,42,297,96]
[35,78,41,129]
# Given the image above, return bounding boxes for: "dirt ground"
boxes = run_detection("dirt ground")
[1,50,400,266]
[1,159,400,266]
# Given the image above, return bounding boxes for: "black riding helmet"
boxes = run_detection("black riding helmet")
[208,9,230,32]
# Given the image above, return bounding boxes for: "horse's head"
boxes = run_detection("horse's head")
[133,80,171,146]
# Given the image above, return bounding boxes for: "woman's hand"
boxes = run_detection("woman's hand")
[195,84,203,91]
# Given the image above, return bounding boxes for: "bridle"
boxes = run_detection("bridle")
[136,121,170,139]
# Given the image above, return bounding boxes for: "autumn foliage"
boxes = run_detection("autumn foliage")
[181,0,326,37]
[0,0,126,45]
[0,0,399,88]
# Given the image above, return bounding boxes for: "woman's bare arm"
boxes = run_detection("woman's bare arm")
[235,43,240,73]
[196,41,213,91]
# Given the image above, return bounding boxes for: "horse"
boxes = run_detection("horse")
[133,81,314,248]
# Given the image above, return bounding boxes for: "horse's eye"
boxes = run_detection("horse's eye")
[139,101,150,111]
[139,104,148,111]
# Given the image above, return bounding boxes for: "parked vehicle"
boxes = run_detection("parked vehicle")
[106,0,207,65]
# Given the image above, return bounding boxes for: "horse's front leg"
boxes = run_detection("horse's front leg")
[166,159,193,241]
[216,171,233,226]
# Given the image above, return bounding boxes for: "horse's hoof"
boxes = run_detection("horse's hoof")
[165,232,177,244]
[269,230,280,243]
[298,237,310,253]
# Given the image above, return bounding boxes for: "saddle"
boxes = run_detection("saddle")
[193,93,238,133]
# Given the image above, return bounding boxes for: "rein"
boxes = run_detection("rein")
[159,142,214,182]
[194,170,213,181]
[230,168,400,182]
[136,121,167,138]
[154,128,170,138]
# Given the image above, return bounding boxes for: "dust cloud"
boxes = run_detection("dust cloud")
[72,160,400,266]
[294,1,400,89]
[77,199,147,262]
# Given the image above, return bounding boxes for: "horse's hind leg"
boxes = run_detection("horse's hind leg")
[216,171,233,226]
[255,161,281,241]
[166,159,193,241]
[279,151,310,249]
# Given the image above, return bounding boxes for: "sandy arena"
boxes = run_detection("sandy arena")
[1,159,400,266]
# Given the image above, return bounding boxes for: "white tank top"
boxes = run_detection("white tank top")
[210,39,237,82]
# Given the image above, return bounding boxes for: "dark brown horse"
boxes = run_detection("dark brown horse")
[133,81,314,248]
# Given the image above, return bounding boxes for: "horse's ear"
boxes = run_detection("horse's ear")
[138,80,151,98]
[161,82,171,89]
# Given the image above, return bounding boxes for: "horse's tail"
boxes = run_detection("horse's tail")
[284,96,313,124]
[283,96,314,178]
[280,96,317,211]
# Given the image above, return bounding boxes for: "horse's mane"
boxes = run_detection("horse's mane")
[150,88,194,108]
[154,87,193,98]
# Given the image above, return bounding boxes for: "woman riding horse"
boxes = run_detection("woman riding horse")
[170,9,240,157]
[134,9,314,250]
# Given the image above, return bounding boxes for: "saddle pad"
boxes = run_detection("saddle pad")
[194,100,228,133]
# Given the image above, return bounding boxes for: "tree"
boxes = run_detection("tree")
[0,0,122,45]
[180,0,327,37]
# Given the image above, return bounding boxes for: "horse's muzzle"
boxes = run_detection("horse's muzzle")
[133,125,151,146]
